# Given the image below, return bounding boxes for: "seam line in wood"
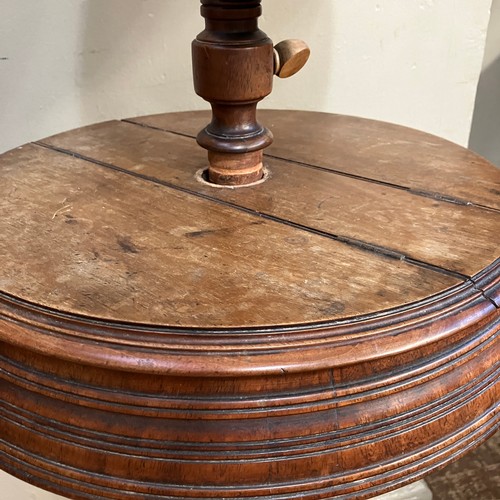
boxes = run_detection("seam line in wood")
[469,279,500,309]
[123,119,500,214]
[264,154,500,214]
[33,140,471,283]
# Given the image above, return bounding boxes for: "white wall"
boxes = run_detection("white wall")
[0,1,493,499]
[0,0,492,155]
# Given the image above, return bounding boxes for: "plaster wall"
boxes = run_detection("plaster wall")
[0,0,492,154]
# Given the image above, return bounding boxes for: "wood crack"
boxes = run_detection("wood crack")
[33,141,469,283]
[123,119,500,214]
[469,280,500,309]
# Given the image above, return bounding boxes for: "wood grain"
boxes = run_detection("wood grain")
[42,117,500,277]
[0,144,459,328]
[130,110,500,210]
[0,111,498,500]
[274,39,310,78]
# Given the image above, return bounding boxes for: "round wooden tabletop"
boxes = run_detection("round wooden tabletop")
[0,111,498,499]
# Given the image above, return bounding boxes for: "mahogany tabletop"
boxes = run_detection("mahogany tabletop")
[1,110,499,327]
[0,110,498,499]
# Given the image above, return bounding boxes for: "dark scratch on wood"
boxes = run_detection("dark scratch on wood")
[117,236,139,254]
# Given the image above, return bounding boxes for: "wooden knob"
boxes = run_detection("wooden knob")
[274,39,310,78]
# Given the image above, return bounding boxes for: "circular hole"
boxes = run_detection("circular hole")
[195,167,270,189]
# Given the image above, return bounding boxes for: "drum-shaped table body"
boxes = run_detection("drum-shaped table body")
[0,110,499,499]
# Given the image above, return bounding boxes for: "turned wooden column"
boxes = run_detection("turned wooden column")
[192,0,309,186]
[192,0,273,186]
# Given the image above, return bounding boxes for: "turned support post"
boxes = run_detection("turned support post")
[192,0,310,186]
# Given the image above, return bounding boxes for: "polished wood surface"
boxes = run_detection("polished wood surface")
[140,110,500,209]
[0,111,498,499]
[273,39,310,78]
[192,1,309,186]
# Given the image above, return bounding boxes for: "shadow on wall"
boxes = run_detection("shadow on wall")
[469,0,500,167]
[469,55,500,167]
[78,0,206,124]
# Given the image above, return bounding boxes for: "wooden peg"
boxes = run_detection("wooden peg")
[274,39,311,78]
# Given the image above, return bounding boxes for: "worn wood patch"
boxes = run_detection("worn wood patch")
[0,144,459,328]
[41,118,500,277]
